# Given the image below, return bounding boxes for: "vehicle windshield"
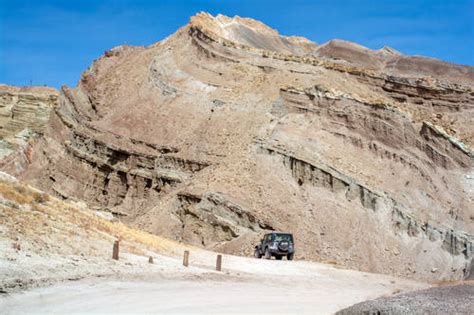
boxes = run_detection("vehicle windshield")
[274,234,293,243]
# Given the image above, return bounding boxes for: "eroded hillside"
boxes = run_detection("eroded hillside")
[2,12,473,281]
[0,85,58,174]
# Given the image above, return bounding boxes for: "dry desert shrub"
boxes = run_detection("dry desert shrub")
[0,182,33,204]
[32,192,50,204]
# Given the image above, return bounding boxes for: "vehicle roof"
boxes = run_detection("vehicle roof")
[265,232,293,235]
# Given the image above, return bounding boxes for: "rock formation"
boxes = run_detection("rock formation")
[0,84,58,174]
[2,12,473,281]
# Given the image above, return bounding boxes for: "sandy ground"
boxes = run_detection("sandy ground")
[1,252,428,315]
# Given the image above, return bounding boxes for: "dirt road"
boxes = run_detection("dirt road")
[1,253,427,314]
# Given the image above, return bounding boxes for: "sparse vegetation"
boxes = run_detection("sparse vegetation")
[32,191,49,204]
[0,182,33,205]
[0,179,186,259]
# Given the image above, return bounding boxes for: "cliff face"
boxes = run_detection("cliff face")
[5,12,473,280]
[0,85,58,174]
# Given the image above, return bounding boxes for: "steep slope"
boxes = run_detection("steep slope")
[5,12,473,281]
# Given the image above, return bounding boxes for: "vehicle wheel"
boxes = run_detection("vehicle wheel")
[264,248,272,260]
[287,253,294,261]
[254,248,262,259]
[275,255,283,260]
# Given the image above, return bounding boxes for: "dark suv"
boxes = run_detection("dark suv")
[254,232,295,260]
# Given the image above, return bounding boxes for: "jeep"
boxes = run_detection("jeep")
[254,232,294,260]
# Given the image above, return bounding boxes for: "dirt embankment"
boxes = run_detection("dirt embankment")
[337,283,474,315]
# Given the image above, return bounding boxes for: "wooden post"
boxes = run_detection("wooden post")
[148,256,154,264]
[216,254,222,271]
[112,240,119,260]
[183,250,189,267]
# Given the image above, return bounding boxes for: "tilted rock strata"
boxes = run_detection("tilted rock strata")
[260,143,473,259]
[0,85,58,138]
[0,85,59,174]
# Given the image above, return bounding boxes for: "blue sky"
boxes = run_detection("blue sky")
[1,0,473,88]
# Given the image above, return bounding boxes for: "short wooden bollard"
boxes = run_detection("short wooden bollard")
[183,250,189,267]
[216,254,222,271]
[148,256,154,264]
[112,240,120,260]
